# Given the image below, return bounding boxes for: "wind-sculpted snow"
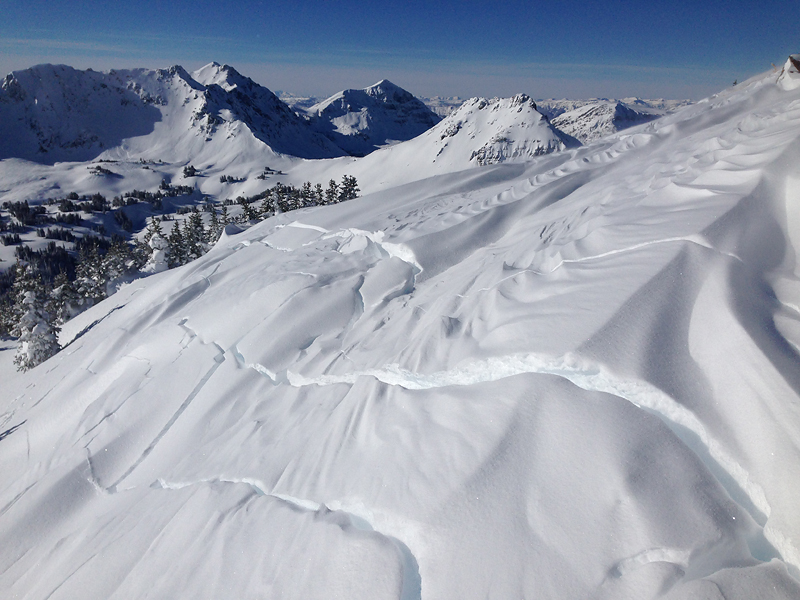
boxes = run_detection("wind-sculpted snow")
[3,63,800,599]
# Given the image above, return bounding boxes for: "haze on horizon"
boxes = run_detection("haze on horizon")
[0,0,796,101]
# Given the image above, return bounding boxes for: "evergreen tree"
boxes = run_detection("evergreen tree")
[208,207,222,245]
[75,245,106,306]
[167,222,186,267]
[5,261,33,333]
[237,197,258,223]
[300,182,314,207]
[259,191,275,219]
[13,271,60,371]
[314,183,324,205]
[50,271,82,324]
[339,175,360,201]
[0,293,15,338]
[183,209,206,260]
[325,179,339,204]
[220,205,230,229]
[101,238,133,291]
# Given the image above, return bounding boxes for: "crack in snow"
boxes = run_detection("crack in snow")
[530,234,742,276]
[236,349,772,543]
[609,547,692,579]
[107,336,226,493]
[0,419,26,442]
[154,477,422,600]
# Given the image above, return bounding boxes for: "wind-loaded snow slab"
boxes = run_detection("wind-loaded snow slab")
[4,62,800,599]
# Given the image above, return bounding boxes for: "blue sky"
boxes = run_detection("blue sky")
[0,0,796,99]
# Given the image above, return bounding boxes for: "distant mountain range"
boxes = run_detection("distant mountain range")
[0,62,691,172]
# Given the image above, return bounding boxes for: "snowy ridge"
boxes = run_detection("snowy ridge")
[0,62,344,164]
[2,59,800,599]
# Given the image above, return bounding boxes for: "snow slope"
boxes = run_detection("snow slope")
[2,57,800,599]
[305,80,441,156]
[0,63,344,164]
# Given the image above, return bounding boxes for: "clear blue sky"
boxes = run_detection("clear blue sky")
[0,0,796,100]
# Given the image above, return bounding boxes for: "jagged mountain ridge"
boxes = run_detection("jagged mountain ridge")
[305,79,442,156]
[0,63,345,164]
[331,93,578,193]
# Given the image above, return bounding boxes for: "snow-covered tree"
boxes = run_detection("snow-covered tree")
[50,271,83,324]
[13,272,60,371]
[75,244,107,306]
[132,218,168,274]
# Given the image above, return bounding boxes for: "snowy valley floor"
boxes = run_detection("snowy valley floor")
[2,63,800,599]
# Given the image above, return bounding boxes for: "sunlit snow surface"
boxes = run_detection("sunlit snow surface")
[3,62,800,599]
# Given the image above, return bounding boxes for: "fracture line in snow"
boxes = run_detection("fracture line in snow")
[532,234,742,276]
[610,547,692,579]
[155,476,422,600]
[107,339,226,493]
[236,349,771,532]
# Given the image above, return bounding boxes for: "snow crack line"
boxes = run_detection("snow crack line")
[107,337,226,493]
[155,477,422,600]
[237,349,771,534]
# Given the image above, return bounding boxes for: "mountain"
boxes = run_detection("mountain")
[537,98,692,144]
[336,93,577,191]
[0,62,344,164]
[418,95,467,117]
[549,100,659,143]
[3,57,800,599]
[305,80,441,156]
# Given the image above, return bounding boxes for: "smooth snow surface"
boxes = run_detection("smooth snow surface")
[3,65,800,599]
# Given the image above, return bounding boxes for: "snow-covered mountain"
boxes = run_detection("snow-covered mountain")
[550,100,658,143]
[305,80,441,156]
[0,62,344,164]
[418,95,467,117]
[537,98,693,144]
[334,93,576,191]
[2,56,800,599]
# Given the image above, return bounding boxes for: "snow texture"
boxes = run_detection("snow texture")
[2,62,800,599]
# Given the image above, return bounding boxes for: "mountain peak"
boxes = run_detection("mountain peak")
[306,80,441,155]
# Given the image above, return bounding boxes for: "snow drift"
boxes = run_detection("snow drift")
[2,57,800,599]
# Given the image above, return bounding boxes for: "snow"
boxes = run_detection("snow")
[2,61,800,599]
